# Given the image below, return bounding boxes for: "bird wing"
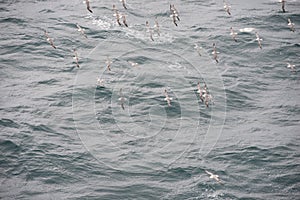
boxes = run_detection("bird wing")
[205,170,213,176]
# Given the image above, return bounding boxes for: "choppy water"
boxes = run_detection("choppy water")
[1,0,300,199]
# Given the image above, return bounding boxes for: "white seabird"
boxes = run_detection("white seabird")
[122,14,128,27]
[203,92,213,108]
[76,23,87,38]
[212,43,219,63]
[146,21,154,41]
[202,84,213,108]
[255,32,262,49]
[97,78,105,86]
[164,89,172,107]
[197,82,204,102]
[127,61,138,67]
[170,4,180,21]
[118,88,127,110]
[223,0,231,16]
[105,56,112,71]
[44,30,56,49]
[171,13,178,26]
[170,4,180,26]
[194,44,202,56]
[230,27,238,42]
[205,170,221,183]
[203,84,208,96]
[288,18,295,32]
[120,0,127,10]
[73,49,80,68]
[154,18,160,36]
[113,5,122,26]
[287,63,296,72]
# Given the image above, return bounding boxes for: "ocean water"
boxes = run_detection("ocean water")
[1,0,300,199]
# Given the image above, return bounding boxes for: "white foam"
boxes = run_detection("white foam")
[239,27,255,33]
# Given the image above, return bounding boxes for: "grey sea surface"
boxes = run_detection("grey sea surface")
[1,0,300,199]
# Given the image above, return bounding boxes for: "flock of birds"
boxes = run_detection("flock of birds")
[43,0,297,183]
[212,0,296,66]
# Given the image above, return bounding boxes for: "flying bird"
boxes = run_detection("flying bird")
[105,56,112,71]
[171,13,178,26]
[154,18,160,36]
[201,84,213,108]
[146,21,154,41]
[212,43,219,63]
[203,92,213,108]
[127,61,138,67]
[255,32,263,49]
[230,27,238,42]
[44,30,56,49]
[205,170,221,183]
[76,23,87,38]
[170,4,180,21]
[85,0,93,13]
[170,4,180,26]
[113,5,122,26]
[120,0,127,10]
[197,82,204,102]
[223,0,231,15]
[164,89,173,107]
[97,78,105,86]
[287,63,296,72]
[194,44,202,56]
[73,49,80,68]
[118,88,127,110]
[288,18,295,32]
[122,14,128,27]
